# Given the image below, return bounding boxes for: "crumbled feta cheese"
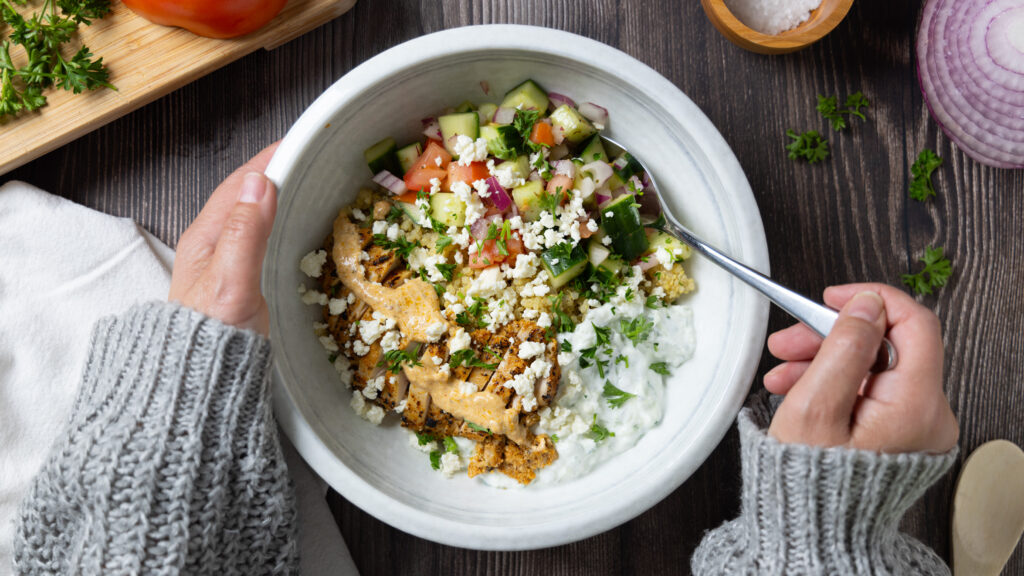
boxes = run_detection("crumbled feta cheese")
[604,211,614,218]
[431,355,443,366]
[488,159,526,188]
[458,381,477,395]
[601,235,613,246]
[454,251,464,264]
[440,452,463,477]
[386,222,401,241]
[318,335,339,352]
[453,135,489,165]
[328,298,348,316]
[435,156,443,167]
[523,308,539,320]
[350,390,367,415]
[352,208,367,221]
[472,179,491,198]
[299,250,327,278]
[467,267,506,298]
[654,246,674,270]
[438,363,451,377]
[347,293,356,304]
[352,340,370,356]
[380,330,402,352]
[451,180,485,226]
[364,405,385,425]
[537,312,552,329]
[362,375,385,400]
[300,288,328,306]
[586,219,599,232]
[394,399,408,413]
[449,327,471,353]
[429,177,442,196]
[334,356,353,387]
[425,321,447,343]
[372,220,388,235]
[518,341,546,360]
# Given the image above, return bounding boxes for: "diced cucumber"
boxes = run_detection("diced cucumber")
[396,142,423,175]
[611,152,643,181]
[549,105,596,144]
[541,244,588,289]
[500,79,549,112]
[478,103,498,124]
[511,180,546,221]
[454,100,476,113]
[438,113,480,156]
[430,193,466,228]
[600,194,649,260]
[588,243,611,267]
[605,173,625,192]
[578,134,608,163]
[480,124,523,159]
[644,230,692,261]
[497,156,530,180]
[589,253,624,285]
[364,138,401,175]
[398,201,430,228]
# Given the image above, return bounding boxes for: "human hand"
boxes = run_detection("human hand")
[764,283,958,454]
[169,143,279,336]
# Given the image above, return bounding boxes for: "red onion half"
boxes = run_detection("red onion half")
[917,0,1024,168]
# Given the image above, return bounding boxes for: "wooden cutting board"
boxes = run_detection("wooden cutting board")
[0,0,357,176]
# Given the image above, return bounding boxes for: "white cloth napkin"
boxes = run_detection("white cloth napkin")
[0,181,358,576]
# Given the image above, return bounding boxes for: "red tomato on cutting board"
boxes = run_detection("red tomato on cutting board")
[122,0,288,39]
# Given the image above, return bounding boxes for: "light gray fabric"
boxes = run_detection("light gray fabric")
[692,393,958,575]
[13,301,298,575]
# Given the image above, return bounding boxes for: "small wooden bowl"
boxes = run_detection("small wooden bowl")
[701,0,854,54]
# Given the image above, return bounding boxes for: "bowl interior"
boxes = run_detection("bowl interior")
[264,26,769,550]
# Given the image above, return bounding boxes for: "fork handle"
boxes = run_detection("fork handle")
[666,221,896,373]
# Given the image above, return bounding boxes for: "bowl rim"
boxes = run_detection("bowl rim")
[264,24,770,551]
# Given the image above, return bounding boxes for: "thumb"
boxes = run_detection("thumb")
[209,172,277,300]
[783,291,887,434]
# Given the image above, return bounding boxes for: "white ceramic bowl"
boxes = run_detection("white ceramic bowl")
[263,25,769,551]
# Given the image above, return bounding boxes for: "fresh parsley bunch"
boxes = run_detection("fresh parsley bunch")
[1,0,113,121]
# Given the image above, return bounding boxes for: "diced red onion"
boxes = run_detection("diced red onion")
[549,143,570,161]
[483,177,512,212]
[480,80,490,95]
[551,124,566,145]
[578,102,609,126]
[373,170,407,195]
[627,175,644,194]
[917,0,1024,168]
[580,160,613,187]
[422,118,441,141]
[493,107,515,125]
[641,172,653,191]
[548,92,577,110]
[638,257,661,272]
[595,190,612,206]
[552,159,576,179]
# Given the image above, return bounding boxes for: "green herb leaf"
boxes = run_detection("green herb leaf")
[586,414,615,442]
[429,450,442,470]
[649,361,670,376]
[909,148,943,202]
[416,432,436,446]
[619,316,654,347]
[550,433,559,443]
[593,323,612,347]
[602,381,635,408]
[373,234,420,258]
[435,262,457,282]
[377,344,422,374]
[560,339,573,353]
[443,436,459,454]
[816,91,870,131]
[465,420,492,434]
[785,130,830,163]
[449,348,499,370]
[901,245,953,295]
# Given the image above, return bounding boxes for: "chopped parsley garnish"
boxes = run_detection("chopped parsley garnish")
[485,220,512,256]
[415,432,436,446]
[586,415,615,442]
[550,434,559,443]
[560,339,573,352]
[455,297,488,329]
[538,187,561,214]
[372,235,420,258]
[443,436,459,454]
[619,316,654,346]
[435,234,453,253]
[435,262,457,282]
[465,421,492,434]
[449,348,499,370]
[645,295,661,309]
[547,292,576,338]
[649,361,670,376]
[785,130,830,163]
[816,92,870,131]
[429,450,442,470]
[901,245,953,295]
[593,323,612,347]
[602,381,635,408]
[615,354,629,367]
[909,149,943,202]
[514,108,542,151]
[377,344,422,374]
[386,205,404,222]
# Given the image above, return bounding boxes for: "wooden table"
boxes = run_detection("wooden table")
[8,1,1023,573]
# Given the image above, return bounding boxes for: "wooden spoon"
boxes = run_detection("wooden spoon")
[952,440,1024,576]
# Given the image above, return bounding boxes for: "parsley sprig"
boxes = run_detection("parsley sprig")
[785,130,830,163]
[448,348,499,370]
[901,245,953,295]
[377,344,422,374]
[373,235,420,258]
[816,92,870,131]
[585,415,615,442]
[909,149,943,202]
[602,381,635,409]
[455,297,487,329]
[0,0,114,121]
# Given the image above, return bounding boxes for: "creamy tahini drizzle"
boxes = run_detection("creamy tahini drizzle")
[332,213,526,444]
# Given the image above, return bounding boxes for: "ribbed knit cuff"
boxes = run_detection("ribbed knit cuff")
[693,396,957,575]
[15,302,298,575]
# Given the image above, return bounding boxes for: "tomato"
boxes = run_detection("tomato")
[505,232,526,260]
[445,162,489,190]
[122,0,287,39]
[546,174,573,198]
[468,239,503,268]
[529,121,555,147]
[395,190,419,204]
[410,142,451,172]
[403,167,447,194]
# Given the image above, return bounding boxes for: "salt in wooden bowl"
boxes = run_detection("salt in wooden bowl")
[701,0,855,54]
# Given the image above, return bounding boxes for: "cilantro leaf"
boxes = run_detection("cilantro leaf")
[909,148,943,202]
[602,381,635,408]
[785,130,830,163]
[901,245,953,295]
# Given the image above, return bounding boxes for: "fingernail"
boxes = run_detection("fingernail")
[846,291,884,322]
[239,172,268,204]
[764,364,784,380]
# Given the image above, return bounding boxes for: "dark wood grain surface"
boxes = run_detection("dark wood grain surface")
[7,1,1023,574]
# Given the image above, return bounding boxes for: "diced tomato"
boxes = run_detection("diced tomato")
[578,215,596,238]
[403,166,447,193]
[446,161,489,190]
[468,239,503,268]
[426,137,444,150]
[396,190,420,204]
[505,231,526,259]
[530,121,555,147]
[411,141,452,172]
[546,174,573,199]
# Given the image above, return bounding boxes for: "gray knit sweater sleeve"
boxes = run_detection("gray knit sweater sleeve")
[14,301,298,575]
[692,394,958,575]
